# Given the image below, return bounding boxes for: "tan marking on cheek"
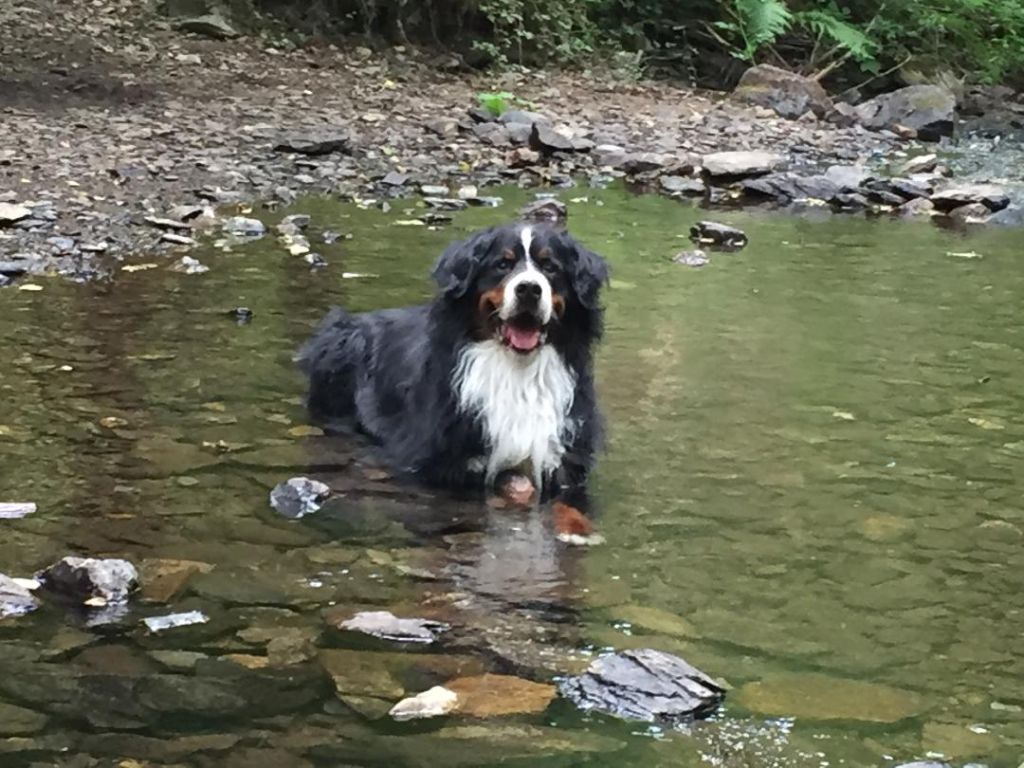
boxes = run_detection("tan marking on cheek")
[552,293,566,318]
[475,283,508,339]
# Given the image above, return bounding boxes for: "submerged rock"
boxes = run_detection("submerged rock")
[143,610,210,633]
[0,502,36,519]
[736,672,922,722]
[0,701,48,736]
[733,64,832,119]
[38,557,139,603]
[274,133,351,156]
[558,648,725,724]
[0,573,39,619]
[690,221,748,249]
[390,685,459,721]
[673,249,709,268]
[338,610,449,644]
[269,477,331,519]
[446,674,556,717]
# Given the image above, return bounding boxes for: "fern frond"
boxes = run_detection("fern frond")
[798,9,877,63]
[734,0,792,47]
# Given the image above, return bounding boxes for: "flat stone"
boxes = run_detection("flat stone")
[38,557,139,603]
[273,134,351,156]
[446,674,556,717]
[898,197,936,217]
[139,558,213,602]
[0,574,38,619]
[498,110,549,126]
[338,610,448,644]
[558,649,725,723]
[269,477,331,519]
[659,175,706,196]
[690,220,748,249]
[921,722,998,758]
[143,610,210,633]
[742,173,839,202]
[0,502,36,519]
[0,702,47,736]
[701,150,785,178]
[144,215,192,231]
[0,202,32,225]
[948,202,991,223]
[824,164,872,190]
[613,605,698,638]
[620,152,669,174]
[593,144,627,167]
[899,153,939,175]
[423,197,469,211]
[174,13,238,39]
[382,171,410,187]
[736,673,923,723]
[855,85,956,140]
[390,685,459,721]
[931,184,1011,212]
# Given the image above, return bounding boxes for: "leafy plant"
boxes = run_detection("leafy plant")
[477,91,516,117]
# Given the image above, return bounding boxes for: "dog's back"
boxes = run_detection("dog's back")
[297,307,366,425]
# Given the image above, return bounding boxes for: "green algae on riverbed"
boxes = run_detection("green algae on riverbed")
[1,185,1023,767]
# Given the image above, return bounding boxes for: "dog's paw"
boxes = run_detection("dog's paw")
[553,501,602,545]
[496,473,536,507]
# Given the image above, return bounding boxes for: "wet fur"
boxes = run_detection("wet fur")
[297,223,608,500]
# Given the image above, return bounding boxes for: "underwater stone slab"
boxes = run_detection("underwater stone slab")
[558,648,725,724]
[0,701,48,736]
[736,672,923,723]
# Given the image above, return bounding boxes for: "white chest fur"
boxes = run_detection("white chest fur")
[454,340,576,484]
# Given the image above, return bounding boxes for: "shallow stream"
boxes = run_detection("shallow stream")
[1,185,1023,767]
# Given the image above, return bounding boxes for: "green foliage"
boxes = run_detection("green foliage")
[476,91,515,117]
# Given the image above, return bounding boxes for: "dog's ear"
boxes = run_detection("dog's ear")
[570,239,610,310]
[431,228,496,300]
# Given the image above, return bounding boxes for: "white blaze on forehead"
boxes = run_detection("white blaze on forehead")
[520,225,533,260]
[501,225,553,324]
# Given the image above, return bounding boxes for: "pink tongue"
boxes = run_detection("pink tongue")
[505,325,541,351]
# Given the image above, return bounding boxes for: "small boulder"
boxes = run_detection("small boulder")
[498,109,549,126]
[593,144,628,168]
[690,221,748,249]
[0,202,32,226]
[559,648,725,724]
[930,184,1010,212]
[947,202,990,223]
[38,557,139,603]
[222,216,266,237]
[898,153,939,175]
[987,203,1024,227]
[701,151,785,179]
[521,198,567,223]
[733,64,832,119]
[854,85,956,141]
[897,197,936,217]
[390,686,459,721]
[269,477,330,519]
[660,175,706,196]
[529,124,575,153]
[741,173,839,203]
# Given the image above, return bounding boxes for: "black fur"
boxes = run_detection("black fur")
[298,223,609,500]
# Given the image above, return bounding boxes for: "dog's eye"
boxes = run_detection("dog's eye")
[539,260,558,275]
[496,260,513,272]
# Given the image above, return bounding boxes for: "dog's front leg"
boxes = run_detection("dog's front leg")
[549,459,604,546]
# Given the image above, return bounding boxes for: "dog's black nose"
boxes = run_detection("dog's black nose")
[515,281,542,301]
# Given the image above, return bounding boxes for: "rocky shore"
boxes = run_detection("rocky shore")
[2,0,1023,285]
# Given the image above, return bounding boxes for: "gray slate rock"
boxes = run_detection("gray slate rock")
[558,648,725,723]
[733,64,832,119]
[0,202,32,226]
[702,150,784,178]
[222,216,266,237]
[521,198,567,223]
[339,610,449,644]
[498,109,550,126]
[660,175,706,196]
[690,220,748,249]
[741,173,839,203]
[173,13,239,39]
[855,85,956,141]
[269,477,331,519]
[38,557,139,602]
[988,203,1024,226]
[0,574,38,619]
[930,184,1010,212]
[0,502,37,519]
[273,134,351,156]
[530,123,576,153]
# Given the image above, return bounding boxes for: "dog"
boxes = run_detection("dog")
[298,222,609,542]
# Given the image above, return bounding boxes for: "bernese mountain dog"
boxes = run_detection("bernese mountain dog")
[298,222,609,543]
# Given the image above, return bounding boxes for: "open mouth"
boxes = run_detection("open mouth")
[500,314,546,353]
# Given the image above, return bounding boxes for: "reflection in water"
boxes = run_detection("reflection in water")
[1,185,1023,766]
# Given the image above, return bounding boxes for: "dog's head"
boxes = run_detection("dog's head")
[431,223,609,354]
